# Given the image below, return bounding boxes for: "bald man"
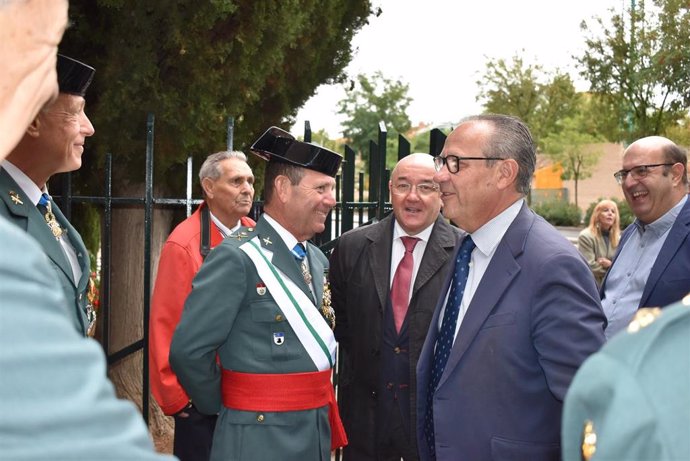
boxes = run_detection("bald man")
[330,153,459,461]
[601,136,690,339]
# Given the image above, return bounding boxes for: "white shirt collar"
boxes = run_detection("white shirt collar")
[468,198,523,257]
[209,211,240,237]
[392,218,435,243]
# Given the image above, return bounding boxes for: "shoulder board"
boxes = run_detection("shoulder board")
[627,307,662,333]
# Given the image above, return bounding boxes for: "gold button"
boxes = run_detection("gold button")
[394,347,401,354]
[257,414,265,422]
[275,314,283,322]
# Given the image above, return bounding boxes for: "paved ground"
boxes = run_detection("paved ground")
[556,226,583,245]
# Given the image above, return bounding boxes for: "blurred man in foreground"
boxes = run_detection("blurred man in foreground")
[562,294,690,461]
[0,1,175,459]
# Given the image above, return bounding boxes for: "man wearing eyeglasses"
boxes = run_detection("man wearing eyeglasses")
[416,114,605,461]
[601,135,689,339]
[330,153,458,461]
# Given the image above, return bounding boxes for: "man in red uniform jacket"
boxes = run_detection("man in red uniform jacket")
[149,150,256,461]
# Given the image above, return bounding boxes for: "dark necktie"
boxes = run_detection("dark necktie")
[291,243,312,285]
[37,193,64,239]
[390,236,419,333]
[423,235,476,459]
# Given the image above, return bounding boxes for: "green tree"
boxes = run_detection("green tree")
[476,53,580,145]
[338,72,413,168]
[543,112,604,209]
[577,0,690,141]
[57,0,372,446]
[306,128,343,154]
[665,113,690,147]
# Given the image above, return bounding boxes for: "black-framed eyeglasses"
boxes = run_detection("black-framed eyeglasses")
[613,163,675,185]
[433,154,504,174]
[391,182,440,197]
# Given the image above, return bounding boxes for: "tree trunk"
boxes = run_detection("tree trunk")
[106,181,175,454]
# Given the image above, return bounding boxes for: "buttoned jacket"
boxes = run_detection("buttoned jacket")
[330,213,458,460]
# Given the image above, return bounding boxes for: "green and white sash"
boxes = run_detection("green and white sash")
[240,237,336,371]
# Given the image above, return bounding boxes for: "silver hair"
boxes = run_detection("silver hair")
[198,150,248,182]
[460,114,536,195]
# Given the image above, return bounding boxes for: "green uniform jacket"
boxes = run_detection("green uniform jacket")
[170,215,333,461]
[0,217,175,460]
[562,297,690,460]
[0,168,90,335]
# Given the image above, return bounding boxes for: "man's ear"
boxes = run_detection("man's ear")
[670,162,686,186]
[201,177,214,199]
[25,116,41,138]
[496,158,519,190]
[274,175,292,204]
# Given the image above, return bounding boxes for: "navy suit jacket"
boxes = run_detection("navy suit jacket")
[416,202,606,461]
[602,196,690,309]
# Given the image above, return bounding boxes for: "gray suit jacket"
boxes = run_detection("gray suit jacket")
[170,214,333,461]
[330,213,458,460]
[0,168,90,334]
[416,202,606,461]
[0,217,174,460]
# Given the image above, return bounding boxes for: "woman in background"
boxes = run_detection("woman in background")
[578,199,621,286]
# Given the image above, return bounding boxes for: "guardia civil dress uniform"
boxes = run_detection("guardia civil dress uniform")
[0,55,95,336]
[170,127,346,461]
[562,294,690,461]
[0,168,91,335]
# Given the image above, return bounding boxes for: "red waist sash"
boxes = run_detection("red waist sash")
[221,369,347,450]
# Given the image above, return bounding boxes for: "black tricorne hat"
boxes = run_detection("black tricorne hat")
[57,54,95,97]
[250,126,343,178]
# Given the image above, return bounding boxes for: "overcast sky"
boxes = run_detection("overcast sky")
[290,0,624,138]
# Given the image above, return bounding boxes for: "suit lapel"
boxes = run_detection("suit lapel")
[639,199,690,307]
[0,170,75,283]
[366,214,395,312]
[411,215,457,299]
[438,204,531,389]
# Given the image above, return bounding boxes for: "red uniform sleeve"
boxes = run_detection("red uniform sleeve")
[149,239,199,415]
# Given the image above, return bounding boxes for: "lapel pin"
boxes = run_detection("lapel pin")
[262,237,272,246]
[9,191,23,205]
[256,282,267,296]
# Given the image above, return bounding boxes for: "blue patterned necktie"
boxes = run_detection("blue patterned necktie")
[291,243,312,285]
[423,235,476,459]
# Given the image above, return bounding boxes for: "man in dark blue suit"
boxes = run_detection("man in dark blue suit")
[602,136,689,339]
[416,114,606,461]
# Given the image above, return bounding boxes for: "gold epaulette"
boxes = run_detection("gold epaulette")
[627,307,662,333]
[581,420,597,461]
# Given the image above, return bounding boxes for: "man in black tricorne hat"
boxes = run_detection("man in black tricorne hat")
[171,127,349,461]
[0,53,96,336]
